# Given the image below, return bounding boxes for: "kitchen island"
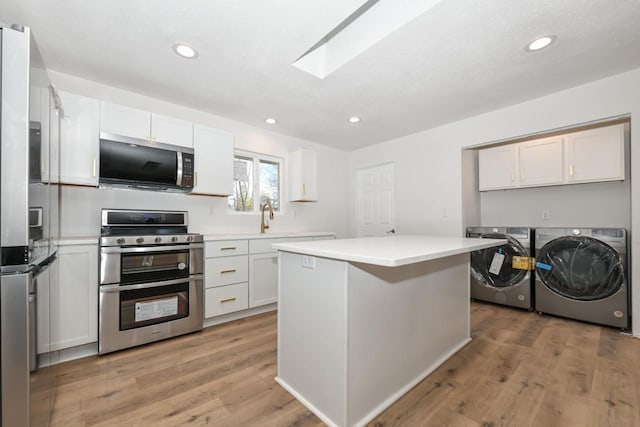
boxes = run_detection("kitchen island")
[273,235,506,427]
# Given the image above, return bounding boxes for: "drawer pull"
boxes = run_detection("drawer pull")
[220,247,237,251]
[220,269,237,274]
[220,297,237,303]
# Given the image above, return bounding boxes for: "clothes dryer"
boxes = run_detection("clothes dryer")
[534,227,628,329]
[466,227,534,310]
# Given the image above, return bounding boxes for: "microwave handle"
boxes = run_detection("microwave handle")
[100,274,204,293]
[176,151,183,187]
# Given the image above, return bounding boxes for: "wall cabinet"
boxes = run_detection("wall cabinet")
[59,91,100,186]
[192,125,234,196]
[478,123,625,191]
[289,148,318,202]
[100,101,193,148]
[566,124,625,184]
[39,244,98,352]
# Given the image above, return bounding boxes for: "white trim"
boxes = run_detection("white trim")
[274,377,340,427]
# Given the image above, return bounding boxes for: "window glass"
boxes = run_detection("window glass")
[228,152,282,213]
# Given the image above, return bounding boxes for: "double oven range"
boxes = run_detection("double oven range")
[99,209,204,354]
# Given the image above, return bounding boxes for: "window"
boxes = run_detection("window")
[228,151,282,213]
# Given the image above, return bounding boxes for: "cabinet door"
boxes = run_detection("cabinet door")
[289,148,318,201]
[249,253,278,307]
[478,145,517,190]
[518,136,564,187]
[49,245,98,351]
[100,101,151,140]
[151,113,193,148]
[192,125,234,196]
[59,91,100,186]
[566,124,625,184]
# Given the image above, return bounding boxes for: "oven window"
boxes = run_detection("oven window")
[120,283,189,330]
[121,250,189,283]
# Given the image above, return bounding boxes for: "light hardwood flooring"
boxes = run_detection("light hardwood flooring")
[34,302,640,426]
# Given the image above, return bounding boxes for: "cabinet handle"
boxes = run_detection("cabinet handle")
[195,171,198,187]
[521,170,524,181]
[302,184,306,197]
[220,297,237,303]
[220,269,237,274]
[92,159,97,177]
[511,172,515,183]
[569,164,574,176]
[220,247,237,251]
[152,135,157,141]
[146,133,150,139]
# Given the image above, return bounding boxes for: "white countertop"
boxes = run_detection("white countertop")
[273,235,507,267]
[203,231,335,241]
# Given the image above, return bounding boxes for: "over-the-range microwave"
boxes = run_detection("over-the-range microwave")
[99,132,194,192]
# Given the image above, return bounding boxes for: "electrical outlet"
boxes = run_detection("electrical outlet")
[301,255,316,269]
[542,210,550,220]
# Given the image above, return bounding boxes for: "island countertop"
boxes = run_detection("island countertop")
[272,234,507,267]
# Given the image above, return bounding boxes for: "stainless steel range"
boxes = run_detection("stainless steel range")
[99,209,204,354]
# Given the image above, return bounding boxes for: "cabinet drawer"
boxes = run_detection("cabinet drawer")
[205,240,249,257]
[205,255,248,288]
[205,283,248,318]
[249,237,309,254]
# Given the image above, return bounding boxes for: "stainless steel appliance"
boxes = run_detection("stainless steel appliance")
[466,227,534,310]
[99,209,204,354]
[535,227,628,329]
[1,25,61,426]
[99,133,194,192]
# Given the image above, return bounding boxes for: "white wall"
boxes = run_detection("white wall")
[348,67,640,336]
[50,71,350,237]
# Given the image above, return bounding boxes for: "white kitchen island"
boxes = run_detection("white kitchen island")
[273,235,506,427]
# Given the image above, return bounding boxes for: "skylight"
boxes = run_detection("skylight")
[292,0,444,79]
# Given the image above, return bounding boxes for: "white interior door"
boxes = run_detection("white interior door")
[356,163,395,237]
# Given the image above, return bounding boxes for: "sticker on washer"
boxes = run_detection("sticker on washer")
[512,256,535,270]
[489,252,506,275]
[535,261,553,271]
[135,297,178,322]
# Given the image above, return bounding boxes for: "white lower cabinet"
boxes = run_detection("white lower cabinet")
[205,283,249,317]
[248,253,279,307]
[45,244,98,352]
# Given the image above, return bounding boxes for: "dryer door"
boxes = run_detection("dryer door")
[536,236,624,301]
[471,234,528,289]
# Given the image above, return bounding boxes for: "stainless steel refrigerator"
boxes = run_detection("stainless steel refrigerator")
[1,24,61,426]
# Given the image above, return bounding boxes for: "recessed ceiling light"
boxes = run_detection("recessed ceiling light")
[265,118,278,125]
[525,35,556,52]
[172,43,198,59]
[348,116,361,123]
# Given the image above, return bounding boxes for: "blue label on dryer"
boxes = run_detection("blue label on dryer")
[536,262,552,271]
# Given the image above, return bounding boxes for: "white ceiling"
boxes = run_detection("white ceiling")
[2,0,640,150]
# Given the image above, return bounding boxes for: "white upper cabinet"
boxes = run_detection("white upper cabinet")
[566,124,625,184]
[289,148,318,202]
[478,145,517,191]
[100,102,193,147]
[100,101,150,140]
[517,136,564,187]
[192,125,234,196]
[59,91,100,186]
[478,123,625,191]
[150,113,193,148]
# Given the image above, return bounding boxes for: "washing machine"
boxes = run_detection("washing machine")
[466,227,534,310]
[534,228,628,329]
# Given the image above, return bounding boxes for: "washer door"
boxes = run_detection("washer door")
[471,233,528,289]
[536,236,624,301]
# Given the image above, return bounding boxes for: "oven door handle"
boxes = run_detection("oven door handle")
[100,274,204,293]
[100,244,203,254]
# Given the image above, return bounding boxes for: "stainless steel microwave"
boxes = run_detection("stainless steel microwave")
[99,132,194,192]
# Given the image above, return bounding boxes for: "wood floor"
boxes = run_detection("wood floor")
[35,302,640,426]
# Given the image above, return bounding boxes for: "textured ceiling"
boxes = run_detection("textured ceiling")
[2,0,640,150]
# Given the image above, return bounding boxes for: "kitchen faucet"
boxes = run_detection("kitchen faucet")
[260,199,274,234]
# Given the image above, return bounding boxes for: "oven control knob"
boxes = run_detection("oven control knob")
[171,236,178,243]
[117,238,125,245]
[186,236,193,242]
[136,237,144,244]
[178,262,186,270]
[572,229,581,235]
[154,237,162,243]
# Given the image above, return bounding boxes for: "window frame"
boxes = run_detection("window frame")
[228,149,284,215]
